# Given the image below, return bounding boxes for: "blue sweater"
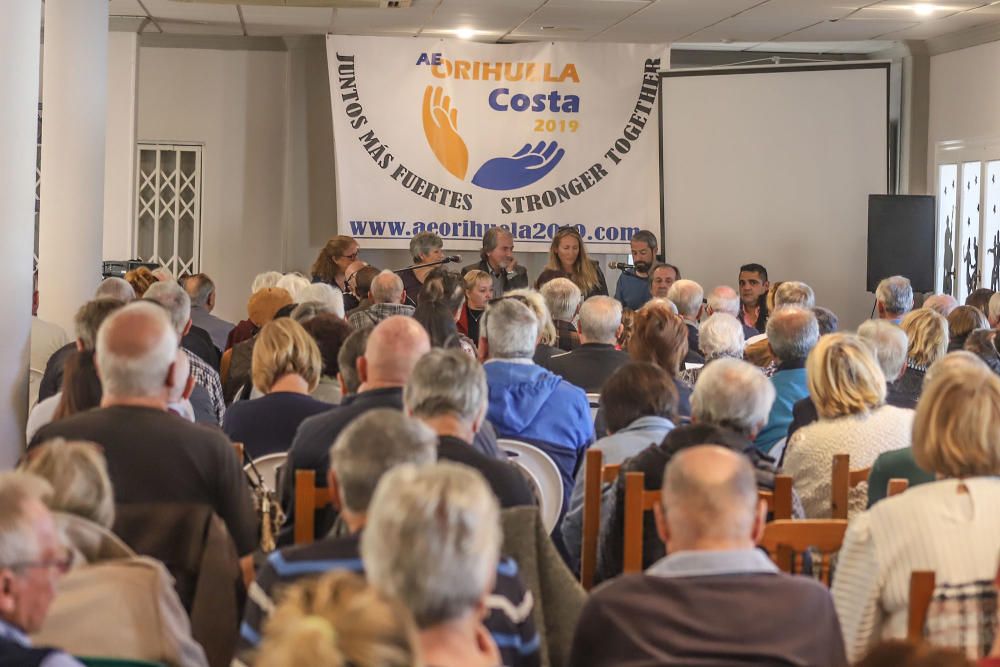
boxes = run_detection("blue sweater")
[755,367,809,455]
[484,361,595,509]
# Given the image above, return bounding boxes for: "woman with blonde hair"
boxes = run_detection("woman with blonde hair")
[627,300,692,418]
[896,307,949,405]
[503,288,560,365]
[223,317,331,459]
[22,439,207,666]
[946,304,989,352]
[257,571,420,667]
[833,357,1000,662]
[534,226,608,298]
[311,235,360,291]
[782,333,914,518]
[457,270,493,344]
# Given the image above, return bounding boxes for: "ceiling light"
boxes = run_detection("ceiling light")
[913,3,936,16]
[455,27,476,40]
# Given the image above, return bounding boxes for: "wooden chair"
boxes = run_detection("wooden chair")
[231,442,244,464]
[831,453,871,519]
[622,471,660,574]
[759,519,848,586]
[757,475,794,520]
[585,393,601,422]
[907,570,937,641]
[294,469,332,545]
[888,478,910,497]
[580,449,621,590]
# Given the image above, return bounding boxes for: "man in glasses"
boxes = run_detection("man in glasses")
[341,259,369,312]
[0,472,83,666]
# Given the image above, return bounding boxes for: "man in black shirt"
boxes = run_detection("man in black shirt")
[404,348,535,508]
[545,295,630,392]
[29,301,256,555]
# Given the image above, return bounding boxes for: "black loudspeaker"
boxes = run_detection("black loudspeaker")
[867,195,936,293]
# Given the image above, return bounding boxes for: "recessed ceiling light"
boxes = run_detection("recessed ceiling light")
[913,3,936,16]
[455,27,476,40]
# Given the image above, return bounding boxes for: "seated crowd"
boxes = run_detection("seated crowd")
[11,227,1000,667]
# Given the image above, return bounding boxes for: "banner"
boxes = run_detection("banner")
[327,36,667,252]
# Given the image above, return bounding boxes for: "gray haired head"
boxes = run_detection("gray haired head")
[876,275,914,316]
[766,306,819,364]
[404,348,487,424]
[482,297,538,359]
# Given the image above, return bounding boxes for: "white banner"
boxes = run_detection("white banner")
[327,36,667,252]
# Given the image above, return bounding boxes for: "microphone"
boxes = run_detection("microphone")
[444,255,462,263]
[608,261,635,271]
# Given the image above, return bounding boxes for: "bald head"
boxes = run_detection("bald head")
[94,277,135,303]
[659,445,762,551]
[707,285,740,318]
[361,316,431,387]
[924,293,959,318]
[95,301,178,401]
[370,270,405,304]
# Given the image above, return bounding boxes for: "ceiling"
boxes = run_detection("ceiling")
[108,0,1000,53]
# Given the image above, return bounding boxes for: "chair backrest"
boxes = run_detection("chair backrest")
[230,441,244,464]
[78,658,167,667]
[908,570,937,641]
[757,474,794,521]
[622,471,660,574]
[580,448,621,590]
[294,469,332,545]
[831,453,871,519]
[247,453,287,493]
[760,519,848,586]
[500,439,564,534]
[585,393,601,421]
[888,478,910,497]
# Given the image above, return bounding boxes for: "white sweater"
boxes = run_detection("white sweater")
[783,405,913,519]
[832,478,1000,662]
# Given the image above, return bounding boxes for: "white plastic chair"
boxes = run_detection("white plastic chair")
[585,393,601,421]
[246,452,287,493]
[499,439,564,533]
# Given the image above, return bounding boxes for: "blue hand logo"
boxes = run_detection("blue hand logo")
[471,141,566,190]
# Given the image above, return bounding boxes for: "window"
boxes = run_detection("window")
[134,143,202,277]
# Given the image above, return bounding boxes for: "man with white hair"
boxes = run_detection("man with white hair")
[347,269,414,328]
[754,307,820,455]
[668,279,706,364]
[924,292,959,318]
[183,273,234,351]
[875,275,913,324]
[0,473,85,667]
[707,285,759,339]
[546,296,629,392]
[540,277,582,352]
[28,302,257,556]
[596,358,790,581]
[481,297,593,511]
[573,446,845,666]
[144,281,225,425]
[405,349,534,508]
[280,316,431,541]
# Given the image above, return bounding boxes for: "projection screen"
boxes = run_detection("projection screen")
[659,62,889,328]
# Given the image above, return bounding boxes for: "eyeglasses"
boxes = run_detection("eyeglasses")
[4,550,74,575]
[341,250,360,261]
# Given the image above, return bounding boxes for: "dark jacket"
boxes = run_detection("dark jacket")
[36,342,75,404]
[544,344,630,393]
[684,320,706,364]
[888,366,923,408]
[183,325,221,372]
[554,320,580,352]
[462,258,529,296]
[596,424,777,583]
[438,435,536,509]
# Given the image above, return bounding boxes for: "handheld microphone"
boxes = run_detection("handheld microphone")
[445,255,462,263]
[608,261,635,271]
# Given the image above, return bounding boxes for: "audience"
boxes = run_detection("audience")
[225,271,283,349]
[964,328,1000,374]
[965,287,994,319]
[613,230,658,310]
[300,313,353,404]
[773,281,816,309]
[680,312,745,386]
[875,275,914,324]
[947,304,988,352]
[222,286,294,402]
[347,270,414,328]
[597,358,784,581]
[30,279,69,409]
[461,227,528,298]
[540,277,582,352]
[737,263,770,331]
[345,264,379,317]
[546,296,629,392]
[280,316,430,538]
[573,445,845,667]
[183,273,233,352]
[21,440,206,666]
[535,226,608,298]
[649,262,680,300]
[813,305,840,335]
[782,333,914,518]
[834,358,1000,662]
[858,318,914,407]
[707,284,759,338]
[223,318,331,460]
[94,276,136,303]
[28,301,257,556]
[753,306,819,455]
[124,266,158,297]
[256,571,420,667]
[335,325,372,399]
[897,307,949,404]
[362,463,505,667]
[144,281,225,424]
[561,362,678,570]
[457,269,493,345]
[667,279,705,363]
[297,282,346,319]
[924,292,960,317]
[405,349,533,508]
[0,473,86,667]
[988,292,1000,326]
[276,273,311,303]
[310,235,359,292]
[413,270,477,355]
[628,301,693,419]
[480,297,593,512]
[398,231,446,306]
[495,288,558,367]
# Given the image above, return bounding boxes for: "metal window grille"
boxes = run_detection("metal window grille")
[34,105,41,272]
[134,143,202,277]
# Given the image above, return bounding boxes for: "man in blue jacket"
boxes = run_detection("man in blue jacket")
[480,297,594,513]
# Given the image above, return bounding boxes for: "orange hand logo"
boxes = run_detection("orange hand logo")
[422,85,469,180]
